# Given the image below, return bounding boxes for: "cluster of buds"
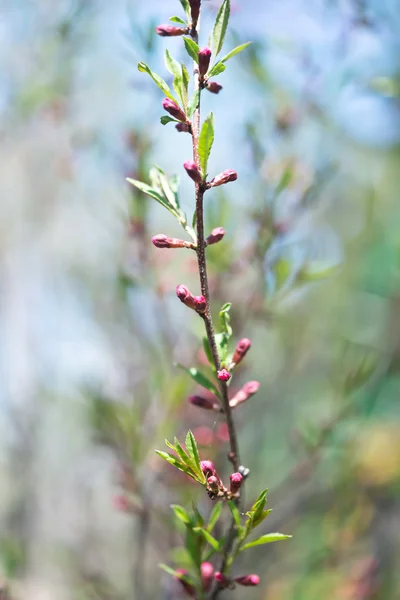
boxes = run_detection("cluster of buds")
[215,572,260,588]
[201,460,243,499]
[152,234,195,250]
[176,284,207,315]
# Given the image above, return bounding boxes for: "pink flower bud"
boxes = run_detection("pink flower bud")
[229,472,243,494]
[176,284,195,309]
[210,169,238,188]
[198,47,212,78]
[112,494,130,512]
[231,338,251,366]
[207,476,219,492]
[217,369,231,382]
[176,122,191,133]
[194,295,207,314]
[200,460,216,477]
[206,81,223,94]
[234,574,260,587]
[162,98,187,123]
[156,24,188,37]
[214,572,230,587]
[188,0,201,26]
[184,160,202,184]
[189,395,218,410]
[175,569,196,597]
[152,234,193,249]
[201,562,214,591]
[206,227,225,246]
[229,380,260,408]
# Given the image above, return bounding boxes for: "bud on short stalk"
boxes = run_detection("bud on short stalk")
[209,169,238,187]
[155,24,188,37]
[229,472,243,494]
[231,338,251,367]
[198,47,212,79]
[176,284,195,310]
[235,574,260,587]
[214,572,230,588]
[206,81,223,94]
[206,227,225,246]
[201,562,214,592]
[217,368,231,382]
[189,395,219,411]
[162,98,187,123]
[184,160,203,184]
[152,234,194,249]
[229,381,260,408]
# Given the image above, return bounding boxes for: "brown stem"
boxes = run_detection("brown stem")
[190,30,240,473]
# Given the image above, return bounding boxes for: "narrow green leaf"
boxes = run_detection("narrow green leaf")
[153,165,179,210]
[212,0,230,56]
[183,37,200,63]
[186,528,202,568]
[181,63,190,110]
[185,430,202,476]
[160,116,178,126]
[241,533,292,550]
[137,62,176,101]
[179,0,190,18]
[228,500,242,530]
[171,504,191,525]
[176,364,221,398]
[274,258,291,291]
[252,509,273,529]
[169,16,187,25]
[208,502,223,532]
[207,62,226,78]
[165,49,184,106]
[192,501,205,527]
[187,89,200,118]
[219,42,252,64]
[174,437,192,467]
[193,527,220,551]
[160,563,192,583]
[198,112,215,177]
[155,450,190,475]
[215,332,229,365]
[126,178,172,212]
[203,338,214,368]
[219,303,232,337]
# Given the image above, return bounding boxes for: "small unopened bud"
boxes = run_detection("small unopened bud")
[188,0,201,27]
[235,574,260,587]
[201,562,214,591]
[229,381,260,408]
[198,47,212,78]
[194,295,207,314]
[206,81,223,94]
[162,98,187,123]
[156,24,188,37]
[231,338,252,367]
[112,494,130,512]
[189,395,219,411]
[184,160,202,184]
[210,169,238,188]
[176,122,191,133]
[214,572,230,587]
[206,227,225,246]
[200,460,216,477]
[229,472,243,494]
[152,234,194,249]
[176,284,195,309]
[217,369,231,382]
[207,476,219,492]
[175,569,196,597]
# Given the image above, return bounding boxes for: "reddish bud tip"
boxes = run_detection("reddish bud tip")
[184,160,203,184]
[155,24,187,37]
[200,460,216,477]
[206,227,226,246]
[206,81,223,94]
[201,562,214,591]
[229,380,260,409]
[194,295,207,314]
[175,569,196,597]
[162,98,187,122]
[217,369,231,382]
[234,574,260,587]
[176,284,195,309]
[189,395,217,410]
[198,47,212,77]
[210,169,238,187]
[231,338,252,366]
[229,472,243,494]
[152,234,169,248]
[242,380,260,395]
[214,572,230,587]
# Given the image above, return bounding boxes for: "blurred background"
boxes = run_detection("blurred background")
[1,0,400,598]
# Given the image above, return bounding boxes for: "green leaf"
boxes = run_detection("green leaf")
[273,257,291,291]
[171,504,191,525]
[193,527,220,551]
[149,166,180,211]
[228,500,242,531]
[181,63,190,110]
[174,437,193,467]
[126,178,173,213]
[215,332,229,365]
[137,62,176,101]
[203,337,214,368]
[187,89,200,118]
[186,528,202,567]
[165,49,184,106]
[155,450,193,476]
[219,42,252,64]
[212,0,230,56]
[183,37,200,63]
[169,16,187,25]
[192,501,205,527]
[208,502,223,532]
[160,564,192,583]
[246,489,268,530]
[160,115,178,126]
[179,0,190,18]
[176,364,221,398]
[185,430,202,475]
[198,112,215,177]
[219,303,232,337]
[241,533,292,551]
[207,62,226,78]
